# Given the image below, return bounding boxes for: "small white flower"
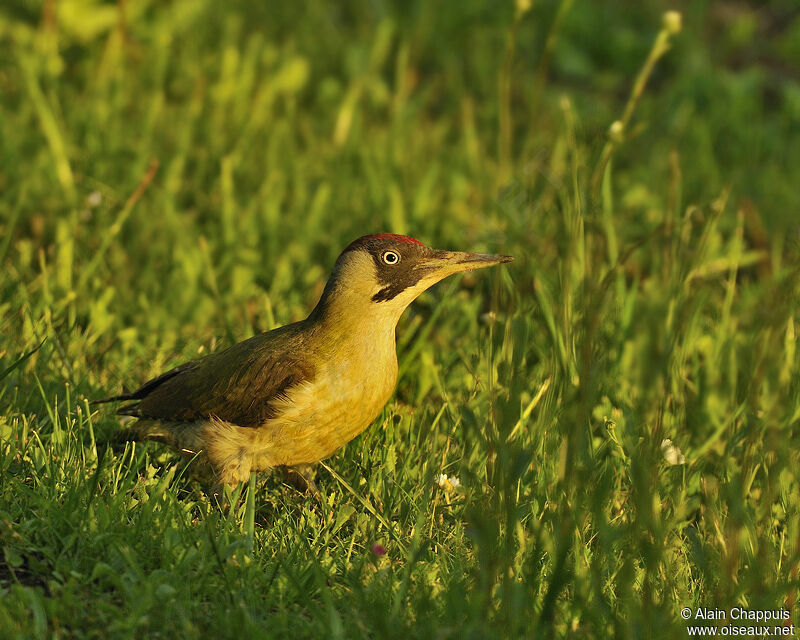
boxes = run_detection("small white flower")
[87,191,103,208]
[661,438,686,465]
[436,474,461,492]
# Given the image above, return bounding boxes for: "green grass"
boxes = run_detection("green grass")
[2,1,800,637]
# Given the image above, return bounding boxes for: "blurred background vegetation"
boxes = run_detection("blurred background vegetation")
[1,0,799,637]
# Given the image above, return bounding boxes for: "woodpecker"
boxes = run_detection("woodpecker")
[94,234,512,488]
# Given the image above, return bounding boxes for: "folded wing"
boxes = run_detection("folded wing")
[97,323,316,428]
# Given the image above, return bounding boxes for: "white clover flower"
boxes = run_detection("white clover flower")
[436,474,461,492]
[87,191,103,207]
[661,438,686,465]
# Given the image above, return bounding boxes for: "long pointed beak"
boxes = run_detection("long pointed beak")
[419,249,514,281]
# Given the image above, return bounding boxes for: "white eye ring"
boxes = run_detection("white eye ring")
[382,250,400,265]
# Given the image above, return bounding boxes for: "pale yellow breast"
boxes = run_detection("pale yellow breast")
[252,328,399,467]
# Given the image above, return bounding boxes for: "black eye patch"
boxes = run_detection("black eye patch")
[366,242,430,302]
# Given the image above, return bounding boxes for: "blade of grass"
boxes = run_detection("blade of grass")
[0,339,45,383]
[320,461,408,555]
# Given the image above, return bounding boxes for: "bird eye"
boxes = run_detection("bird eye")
[382,250,400,265]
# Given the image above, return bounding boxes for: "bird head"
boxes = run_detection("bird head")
[314,233,513,326]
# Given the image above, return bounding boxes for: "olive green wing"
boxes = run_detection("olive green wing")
[99,323,315,428]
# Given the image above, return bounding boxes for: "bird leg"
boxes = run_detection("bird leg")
[279,464,320,498]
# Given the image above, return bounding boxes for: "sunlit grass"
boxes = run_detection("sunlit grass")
[1,1,799,638]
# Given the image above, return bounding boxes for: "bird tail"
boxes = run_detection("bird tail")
[95,421,211,482]
[91,367,184,409]
[99,419,175,450]
[90,393,135,406]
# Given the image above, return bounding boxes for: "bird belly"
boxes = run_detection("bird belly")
[261,357,398,466]
[202,346,399,478]
[188,331,399,485]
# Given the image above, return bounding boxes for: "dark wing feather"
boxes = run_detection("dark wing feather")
[109,322,316,427]
[92,363,195,406]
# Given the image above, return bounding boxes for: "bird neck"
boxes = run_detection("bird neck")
[308,281,404,340]
[307,251,409,338]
